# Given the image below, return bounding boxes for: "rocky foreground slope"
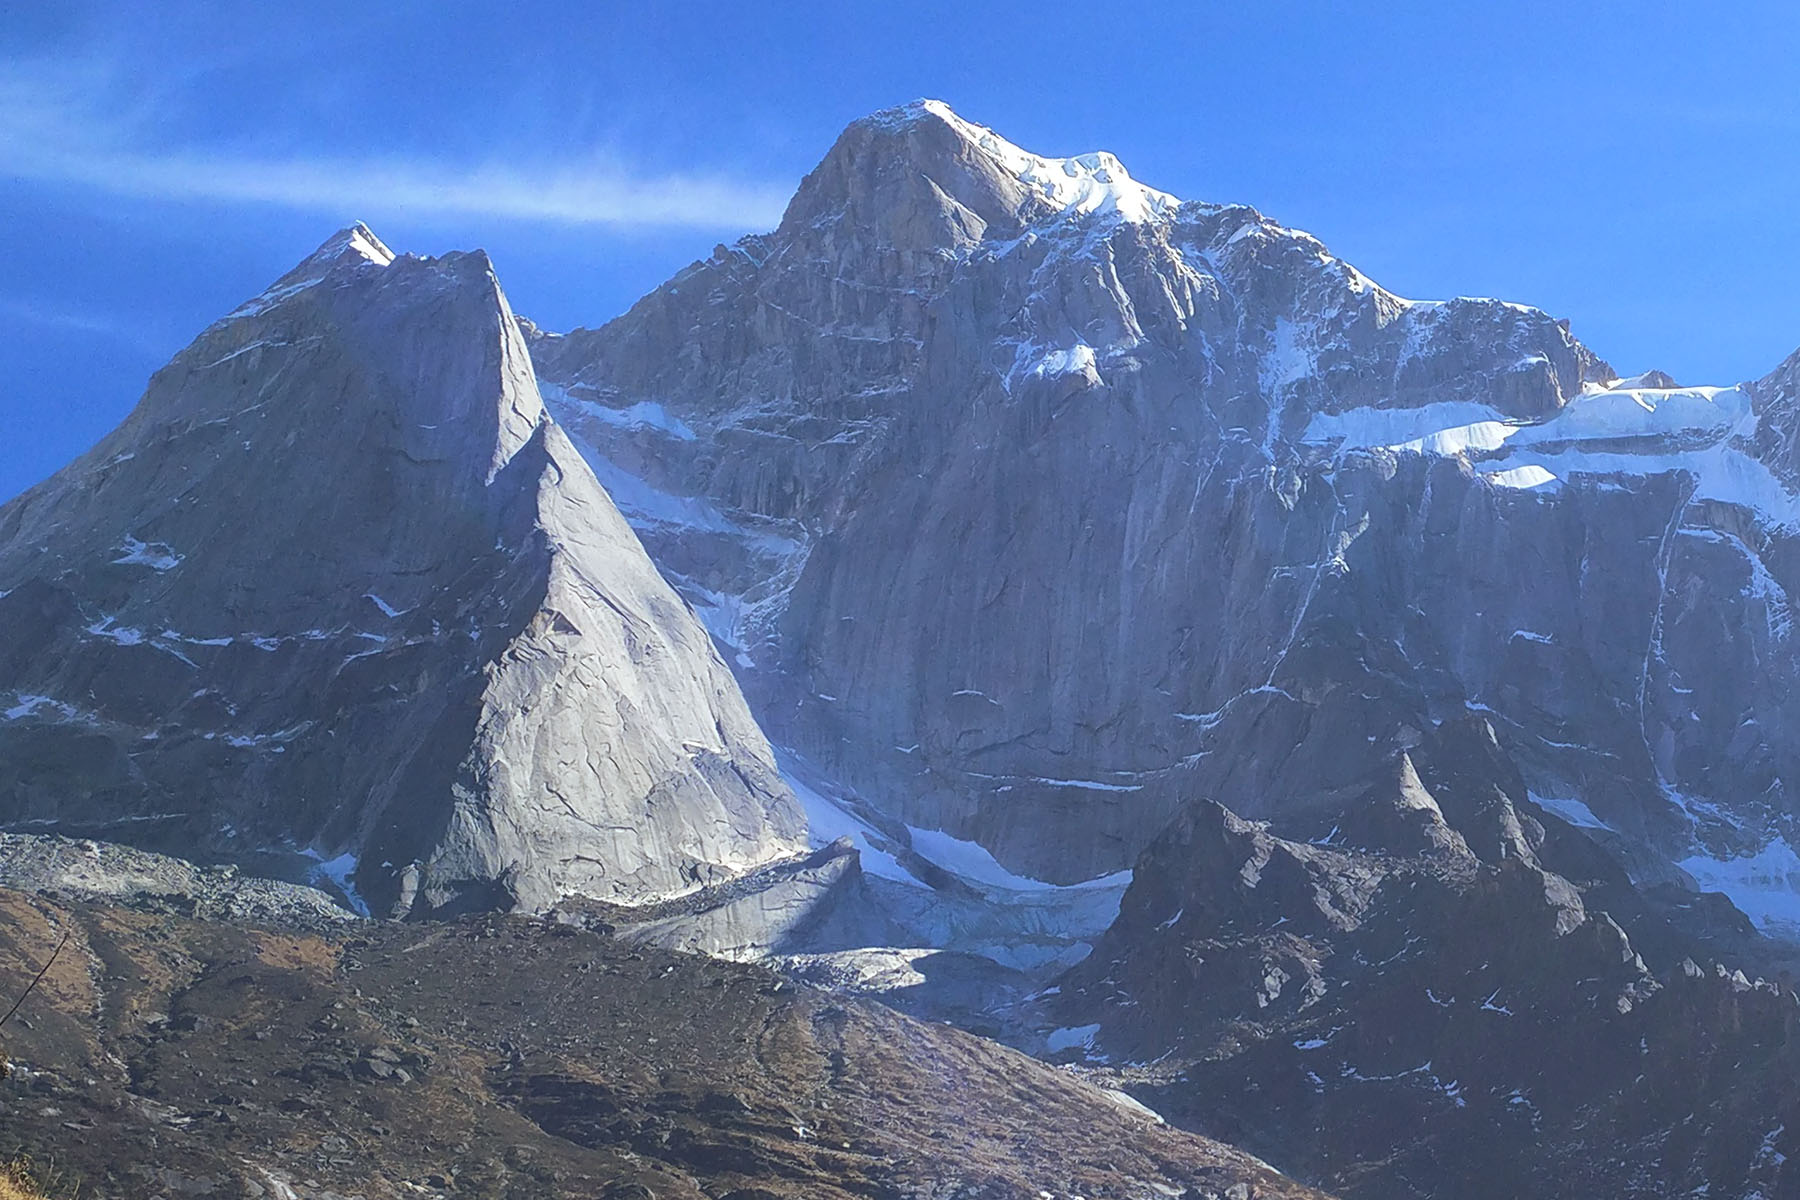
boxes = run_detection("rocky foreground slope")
[0,226,804,918]
[0,862,1323,1200]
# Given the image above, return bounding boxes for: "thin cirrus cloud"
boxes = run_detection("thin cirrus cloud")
[0,59,794,233]
[0,294,165,358]
[8,143,797,231]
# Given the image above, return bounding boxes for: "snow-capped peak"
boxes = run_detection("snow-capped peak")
[325,221,397,267]
[911,98,1178,224]
[223,222,396,322]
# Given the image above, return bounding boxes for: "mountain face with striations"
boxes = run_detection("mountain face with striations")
[0,224,805,918]
[526,99,1800,915]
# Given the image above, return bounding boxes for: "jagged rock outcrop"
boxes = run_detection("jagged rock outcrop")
[1042,721,1794,1198]
[555,837,912,962]
[0,225,805,916]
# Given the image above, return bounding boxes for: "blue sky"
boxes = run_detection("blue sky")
[3,1,1797,501]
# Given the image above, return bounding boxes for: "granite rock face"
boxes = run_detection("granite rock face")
[0,225,805,916]
[1750,344,1800,489]
[525,100,1800,904]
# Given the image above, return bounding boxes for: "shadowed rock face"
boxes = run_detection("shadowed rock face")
[525,99,1800,903]
[0,225,805,915]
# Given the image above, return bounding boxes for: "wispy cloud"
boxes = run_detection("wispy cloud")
[0,295,167,358]
[8,144,796,231]
[0,55,793,232]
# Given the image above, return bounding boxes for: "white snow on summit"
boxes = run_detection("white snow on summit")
[917,99,1178,224]
[224,223,396,322]
[340,224,397,267]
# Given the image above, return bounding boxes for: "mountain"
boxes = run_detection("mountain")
[525,99,1800,920]
[5,98,1800,1200]
[511,99,1800,1197]
[0,225,805,917]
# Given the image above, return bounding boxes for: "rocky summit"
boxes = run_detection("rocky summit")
[3,100,1800,1199]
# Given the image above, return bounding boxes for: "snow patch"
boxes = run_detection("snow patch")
[1100,1088,1165,1124]
[1259,317,1313,395]
[198,338,291,370]
[112,537,182,571]
[1309,383,1800,528]
[1301,401,1510,450]
[1029,344,1096,381]
[364,593,408,619]
[1515,384,1747,446]
[1485,464,1561,491]
[1395,420,1520,457]
[1531,792,1612,831]
[540,381,698,442]
[301,849,370,918]
[4,694,76,722]
[85,618,146,646]
[1046,1023,1102,1053]
[781,760,914,885]
[1030,776,1141,793]
[907,824,1131,894]
[1680,837,1800,933]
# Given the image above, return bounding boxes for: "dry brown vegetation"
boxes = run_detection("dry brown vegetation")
[0,1159,50,1200]
[0,886,1332,1199]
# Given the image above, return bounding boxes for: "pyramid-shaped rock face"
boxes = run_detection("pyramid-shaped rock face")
[0,225,805,916]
